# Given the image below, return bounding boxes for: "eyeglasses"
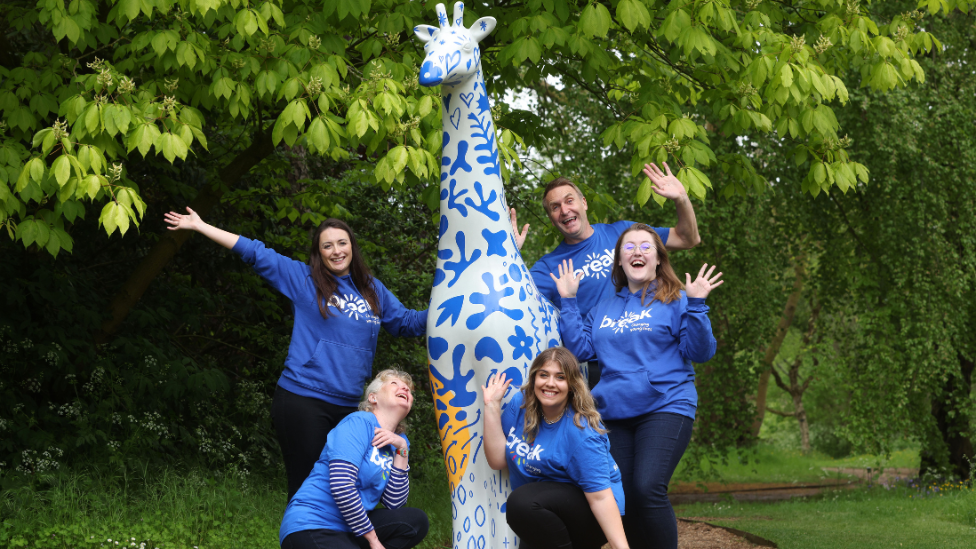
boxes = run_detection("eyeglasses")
[622,242,653,254]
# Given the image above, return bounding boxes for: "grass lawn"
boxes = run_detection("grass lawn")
[671,444,921,485]
[0,462,452,549]
[675,482,976,549]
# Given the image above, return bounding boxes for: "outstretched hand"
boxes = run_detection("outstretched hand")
[643,162,689,202]
[482,372,512,408]
[164,207,202,232]
[685,263,724,299]
[510,208,529,251]
[549,259,582,299]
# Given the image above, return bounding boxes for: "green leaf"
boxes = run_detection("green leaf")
[580,2,612,38]
[29,157,45,183]
[813,162,826,184]
[636,177,652,206]
[52,155,71,187]
[617,0,651,32]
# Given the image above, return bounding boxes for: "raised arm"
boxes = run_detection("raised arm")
[642,162,701,251]
[679,263,723,362]
[481,373,512,470]
[164,207,240,249]
[550,259,597,362]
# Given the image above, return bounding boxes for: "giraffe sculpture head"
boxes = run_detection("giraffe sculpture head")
[414,2,496,88]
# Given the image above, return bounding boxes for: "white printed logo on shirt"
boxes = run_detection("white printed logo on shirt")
[572,248,615,281]
[506,426,545,462]
[329,294,380,324]
[599,308,654,334]
[369,446,393,471]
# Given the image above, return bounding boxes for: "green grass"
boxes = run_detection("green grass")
[0,462,452,549]
[672,444,921,485]
[675,482,976,549]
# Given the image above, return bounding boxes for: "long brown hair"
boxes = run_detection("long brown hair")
[308,219,381,319]
[611,223,682,306]
[520,347,606,444]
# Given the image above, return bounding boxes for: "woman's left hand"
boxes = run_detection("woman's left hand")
[372,428,407,451]
[685,263,724,299]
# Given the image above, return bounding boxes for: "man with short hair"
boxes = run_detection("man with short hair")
[511,162,701,386]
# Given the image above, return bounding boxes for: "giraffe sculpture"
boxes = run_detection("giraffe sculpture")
[414,4,561,549]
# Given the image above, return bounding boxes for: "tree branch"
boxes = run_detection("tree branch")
[95,125,276,344]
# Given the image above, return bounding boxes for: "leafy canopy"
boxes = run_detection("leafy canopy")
[0,0,967,257]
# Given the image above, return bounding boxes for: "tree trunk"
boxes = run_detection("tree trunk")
[920,353,975,480]
[94,128,275,344]
[794,392,810,454]
[751,252,806,437]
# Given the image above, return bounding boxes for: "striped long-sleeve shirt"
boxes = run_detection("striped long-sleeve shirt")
[330,459,410,535]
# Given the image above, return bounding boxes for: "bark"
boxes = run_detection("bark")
[769,302,821,454]
[920,353,975,480]
[94,128,275,344]
[751,251,806,437]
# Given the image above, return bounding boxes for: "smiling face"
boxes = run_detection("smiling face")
[318,228,352,277]
[374,376,414,413]
[618,230,661,289]
[533,360,570,414]
[544,185,592,244]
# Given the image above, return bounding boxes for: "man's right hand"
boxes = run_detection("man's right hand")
[510,208,529,250]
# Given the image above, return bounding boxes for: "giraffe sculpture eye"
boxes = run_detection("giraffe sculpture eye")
[462,42,474,53]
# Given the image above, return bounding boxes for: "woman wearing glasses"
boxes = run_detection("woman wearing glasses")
[549,223,724,549]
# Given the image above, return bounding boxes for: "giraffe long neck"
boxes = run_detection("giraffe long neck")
[438,66,503,203]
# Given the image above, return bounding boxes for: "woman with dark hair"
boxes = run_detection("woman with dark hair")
[280,369,428,549]
[164,208,427,500]
[550,223,724,549]
[481,347,629,549]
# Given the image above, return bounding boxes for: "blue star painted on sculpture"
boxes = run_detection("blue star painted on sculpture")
[483,228,507,257]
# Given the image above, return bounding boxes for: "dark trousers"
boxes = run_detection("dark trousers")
[281,508,429,549]
[271,385,357,500]
[506,482,608,549]
[605,412,694,549]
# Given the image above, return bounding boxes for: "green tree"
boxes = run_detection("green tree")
[2,0,964,344]
[759,4,976,477]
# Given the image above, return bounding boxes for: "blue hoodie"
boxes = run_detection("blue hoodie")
[233,237,428,407]
[558,284,715,421]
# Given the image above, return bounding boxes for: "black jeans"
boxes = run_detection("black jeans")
[605,412,694,549]
[281,508,429,549]
[506,482,608,549]
[271,385,357,500]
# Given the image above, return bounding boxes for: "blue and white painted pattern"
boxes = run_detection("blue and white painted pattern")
[415,4,561,549]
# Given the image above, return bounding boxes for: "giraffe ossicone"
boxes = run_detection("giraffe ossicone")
[415,3,561,549]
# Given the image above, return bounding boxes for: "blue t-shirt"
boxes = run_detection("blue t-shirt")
[530,221,669,316]
[279,412,409,542]
[500,392,625,513]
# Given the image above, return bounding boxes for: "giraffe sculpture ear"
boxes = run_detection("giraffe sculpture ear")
[414,24,439,43]
[468,17,497,43]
